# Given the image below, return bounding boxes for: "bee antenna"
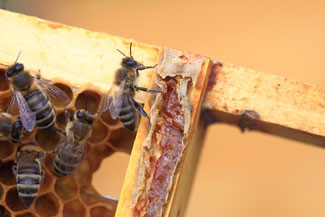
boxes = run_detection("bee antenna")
[116,49,127,58]
[0,62,9,67]
[25,136,41,147]
[129,42,134,59]
[85,91,88,111]
[15,51,22,63]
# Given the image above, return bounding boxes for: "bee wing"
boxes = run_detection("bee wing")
[96,91,111,121]
[70,140,87,176]
[33,77,70,105]
[14,91,35,132]
[60,129,87,176]
[6,92,17,114]
[97,78,126,120]
[108,78,126,120]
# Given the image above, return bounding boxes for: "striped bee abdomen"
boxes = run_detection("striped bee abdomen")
[24,90,56,130]
[119,96,137,131]
[53,143,82,177]
[16,165,42,206]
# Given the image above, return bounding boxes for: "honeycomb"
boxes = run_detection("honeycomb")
[0,66,137,217]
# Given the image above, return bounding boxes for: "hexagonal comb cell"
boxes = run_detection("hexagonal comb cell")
[63,199,86,217]
[80,185,98,206]
[80,185,118,210]
[0,69,9,91]
[100,111,120,126]
[16,212,36,217]
[74,159,91,185]
[35,130,61,151]
[90,206,115,217]
[6,187,29,211]
[0,205,11,217]
[87,145,115,172]
[108,128,136,153]
[89,120,109,143]
[0,161,16,185]
[56,109,74,130]
[0,94,14,114]
[75,90,101,113]
[0,141,14,159]
[55,176,78,201]
[35,193,60,217]
[51,83,73,107]
[44,154,54,174]
[80,185,108,206]
[39,170,53,193]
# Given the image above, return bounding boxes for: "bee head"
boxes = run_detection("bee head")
[6,63,24,78]
[76,110,93,125]
[0,117,11,138]
[12,72,32,90]
[0,117,11,134]
[122,57,139,68]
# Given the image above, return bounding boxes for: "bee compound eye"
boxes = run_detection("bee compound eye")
[0,119,11,133]
[125,58,137,67]
[76,111,83,119]
[130,60,137,67]
[6,63,24,78]
[15,63,24,71]
[6,67,15,78]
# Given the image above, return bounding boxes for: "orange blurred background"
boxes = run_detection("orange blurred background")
[7,0,325,216]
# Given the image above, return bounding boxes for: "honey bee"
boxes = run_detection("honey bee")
[12,143,46,206]
[1,52,69,132]
[99,43,160,131]
[52,96,94,176]
[0,112,24,143]
[239,109,261,132]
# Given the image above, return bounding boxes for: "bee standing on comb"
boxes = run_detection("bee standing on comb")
[1,52,70,132]
[12,143,46,206]
[52,92,95,177]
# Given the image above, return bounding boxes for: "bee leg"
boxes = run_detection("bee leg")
[135,86,162,94]
[129,96,149,119]
[24,136,42,147]
[12,165,17,177]
[65,109,73,121]
[135,64,158,77]
[37,152,46,159]
[41,171,45,182]
[35,69,42,80]
[51,141,62,156]
[55,128,66,136]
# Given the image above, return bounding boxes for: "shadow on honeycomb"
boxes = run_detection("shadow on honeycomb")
[0,68,136,217]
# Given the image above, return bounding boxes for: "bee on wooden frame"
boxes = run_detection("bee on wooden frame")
[52,93,94,177]
[0,52,70,132]
[12,143,46,206]
[99,43,160,131]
